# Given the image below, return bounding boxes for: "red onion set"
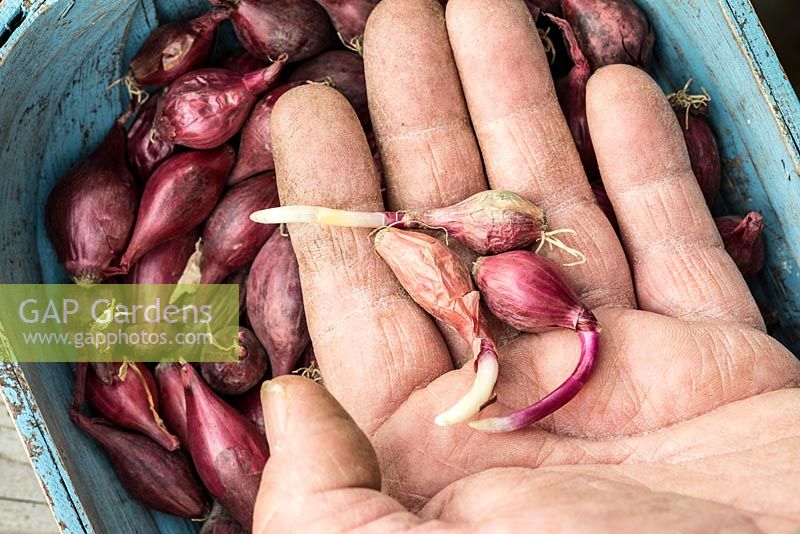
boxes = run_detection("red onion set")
[47,0,769,529]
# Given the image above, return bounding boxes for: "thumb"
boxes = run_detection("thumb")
[253,375,421,533]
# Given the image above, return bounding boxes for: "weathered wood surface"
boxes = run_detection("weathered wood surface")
[0,407,56,533]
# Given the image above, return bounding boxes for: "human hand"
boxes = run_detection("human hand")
[253,0,800,531]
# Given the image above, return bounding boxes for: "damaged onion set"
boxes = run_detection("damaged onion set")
[47,0,770,529]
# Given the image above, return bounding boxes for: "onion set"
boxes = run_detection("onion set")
[251,190,586,264]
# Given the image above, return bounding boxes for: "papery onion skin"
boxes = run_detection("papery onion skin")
[127,228,200,285]
[182,363,269,528]
[70,410,210,519]
[228,85,301,185]
[394,190,547,255]
[246,232,310,376]
[154,61,286,150]
[126,94,174,183]
[373,228,500,426]
[201,173,280,283]
[130,9,230,88]
[45,121,137,285]
[86,362,181,451]
[562,0,654,71]
[116,146,234,274]
[715,212,766,278]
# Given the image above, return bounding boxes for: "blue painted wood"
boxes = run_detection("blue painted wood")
[0,0,798,533]
[0,1,27,40]
[637,0,800,352]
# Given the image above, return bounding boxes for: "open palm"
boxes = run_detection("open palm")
[253,0,800,531]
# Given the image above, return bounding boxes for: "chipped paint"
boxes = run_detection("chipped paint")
[1,362,91,533]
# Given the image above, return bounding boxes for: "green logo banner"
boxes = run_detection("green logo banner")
[0,285,239,363]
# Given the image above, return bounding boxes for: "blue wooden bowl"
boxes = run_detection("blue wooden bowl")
[0,0,798,532]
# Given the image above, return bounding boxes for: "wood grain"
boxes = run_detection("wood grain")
[0,407,56,533]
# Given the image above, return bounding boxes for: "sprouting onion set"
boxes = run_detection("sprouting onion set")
[41,0,767,530]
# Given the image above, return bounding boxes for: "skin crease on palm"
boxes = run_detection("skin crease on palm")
[252,0,800,531]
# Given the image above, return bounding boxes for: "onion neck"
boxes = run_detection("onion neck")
[575,307,599,333]
[733,213,764,245]
[435,338,499,427]
[192,8,230,34]
[242,56,287,95]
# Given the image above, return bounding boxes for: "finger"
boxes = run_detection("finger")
[254,376,422,532]
[445,0,634,310]
[364,0,486,210]
[270,85,452,433]
[586,65,764,329]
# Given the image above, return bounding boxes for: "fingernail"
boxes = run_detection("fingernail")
[261,380,288,451]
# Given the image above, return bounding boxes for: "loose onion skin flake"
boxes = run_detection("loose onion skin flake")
[470,251,600,433]
[716,212,766,278]
[86,362,181,451]
[89,362,118,386]
[201,173,280,283]
[210,0,334,63]
[69,410,211,519]
[252,191,585,264]
[154,61,286,150]
[373,228,500,426]
[130,9,230,88]
[114,146,234,274]
[45,120,138,286]
[562,0,654,71]
[182,363,269,528]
